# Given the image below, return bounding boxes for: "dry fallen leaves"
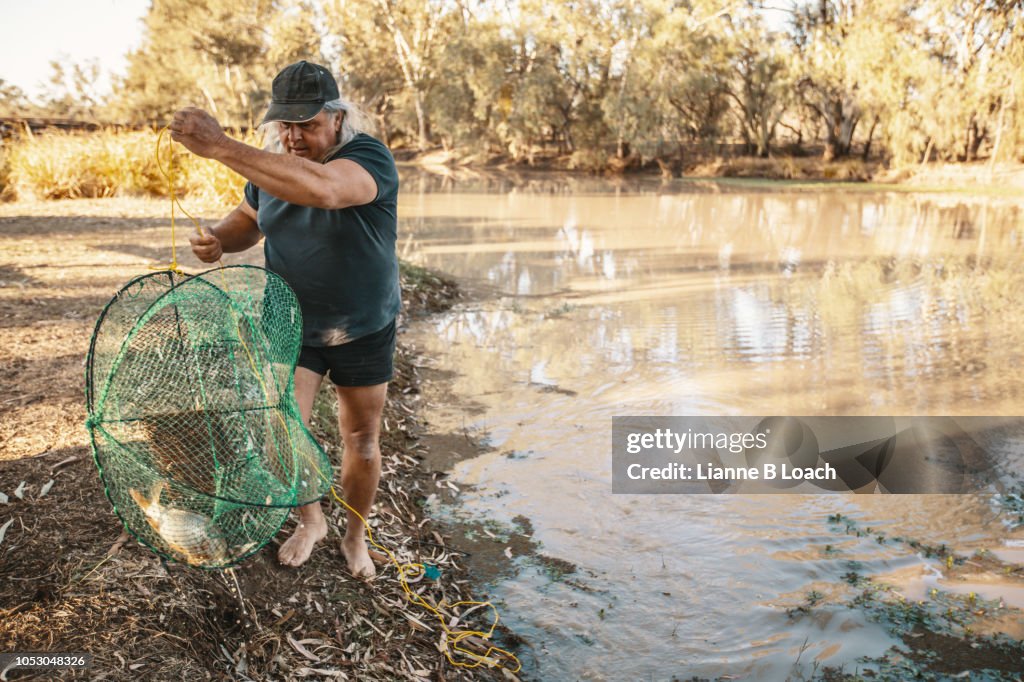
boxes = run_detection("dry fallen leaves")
[0,518,13,546]
[287,634,321,662]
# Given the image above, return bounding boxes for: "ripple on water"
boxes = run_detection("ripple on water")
[403,184,1024,678]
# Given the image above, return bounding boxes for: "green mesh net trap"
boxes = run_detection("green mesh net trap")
[85,265,332,568]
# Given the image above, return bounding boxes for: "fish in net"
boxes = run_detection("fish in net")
[85,265,332,568]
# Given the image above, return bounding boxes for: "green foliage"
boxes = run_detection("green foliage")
[325,0,455,150]
[788,0,1024,165]
[111,0,321,126]
[428,23,516,155]
[9,0,1022,172]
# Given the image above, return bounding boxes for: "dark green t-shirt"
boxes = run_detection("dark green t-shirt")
[243,133,400,347]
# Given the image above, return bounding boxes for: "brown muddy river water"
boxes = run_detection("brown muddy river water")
[398,173,1024,680]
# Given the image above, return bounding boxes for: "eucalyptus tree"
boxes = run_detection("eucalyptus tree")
[325,0,462,150]
[108,0,1023,166]
[787,0,862,160]
[992,8,1024,164]
[817,0,926,163]
[114,0,321,126]
[322,0,408,145]
[783,0,1023,164]
[917,0,1022,162]
[426,17,517,155]
[613,1,733,164]
[513,0,638,161]
[501,20,566,161]
[723,8,791,158]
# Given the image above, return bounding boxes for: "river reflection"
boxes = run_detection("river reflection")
[399,172,1024,680]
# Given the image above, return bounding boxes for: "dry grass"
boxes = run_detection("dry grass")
[0,147,10,199]
[687,156,875,181]
[0,201,520,681]
[2,128,257,204]
[876,161,1024,191]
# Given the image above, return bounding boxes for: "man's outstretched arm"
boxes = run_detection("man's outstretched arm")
[169,107,376,210]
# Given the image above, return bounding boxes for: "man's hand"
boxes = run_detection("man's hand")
[169,107,229,159]
[189,231,224,263]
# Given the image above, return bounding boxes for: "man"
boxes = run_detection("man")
[172,61,400,577]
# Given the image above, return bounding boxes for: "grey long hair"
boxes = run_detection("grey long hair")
[260,96,374,161]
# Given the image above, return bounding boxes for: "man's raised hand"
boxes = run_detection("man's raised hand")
[169,107,229,159]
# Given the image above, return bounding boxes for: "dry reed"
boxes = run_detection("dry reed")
[3,128,258,204]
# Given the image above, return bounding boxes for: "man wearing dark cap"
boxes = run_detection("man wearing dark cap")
[171,61,399,577]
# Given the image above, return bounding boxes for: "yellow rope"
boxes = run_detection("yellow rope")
[153,126,205,273]
[155,126,520,673]
[329,486,521,671]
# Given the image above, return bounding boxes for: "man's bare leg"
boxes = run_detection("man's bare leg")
[335,382,387,578]
[278,367,329,567]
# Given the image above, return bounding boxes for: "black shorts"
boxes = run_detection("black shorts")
[297,318,396,387]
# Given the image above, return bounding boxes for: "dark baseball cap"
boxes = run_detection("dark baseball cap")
[262,61,340,124]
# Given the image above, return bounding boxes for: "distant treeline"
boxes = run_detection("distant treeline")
[0,117,106,140]
[2,0,1022,171]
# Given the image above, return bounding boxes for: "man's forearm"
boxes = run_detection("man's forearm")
[210,207,261,253]
[213,138,336,208]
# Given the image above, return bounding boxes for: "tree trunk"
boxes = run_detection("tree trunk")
[988,87,1011,172]
[414,93,428,150]
[376,94,392,147]
[841,115,859,156]
[969,123,986,160]
[920,137,934,166]
[862,116,878,161]
[614,31,637,161]
[963,117,977,161]
[757,116,771,158]
[822,98,843,161]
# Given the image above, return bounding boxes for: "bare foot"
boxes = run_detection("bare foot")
[278,516,327,567]
[341,533,377,578]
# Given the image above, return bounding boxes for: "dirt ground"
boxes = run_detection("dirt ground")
[0,198,522,681]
